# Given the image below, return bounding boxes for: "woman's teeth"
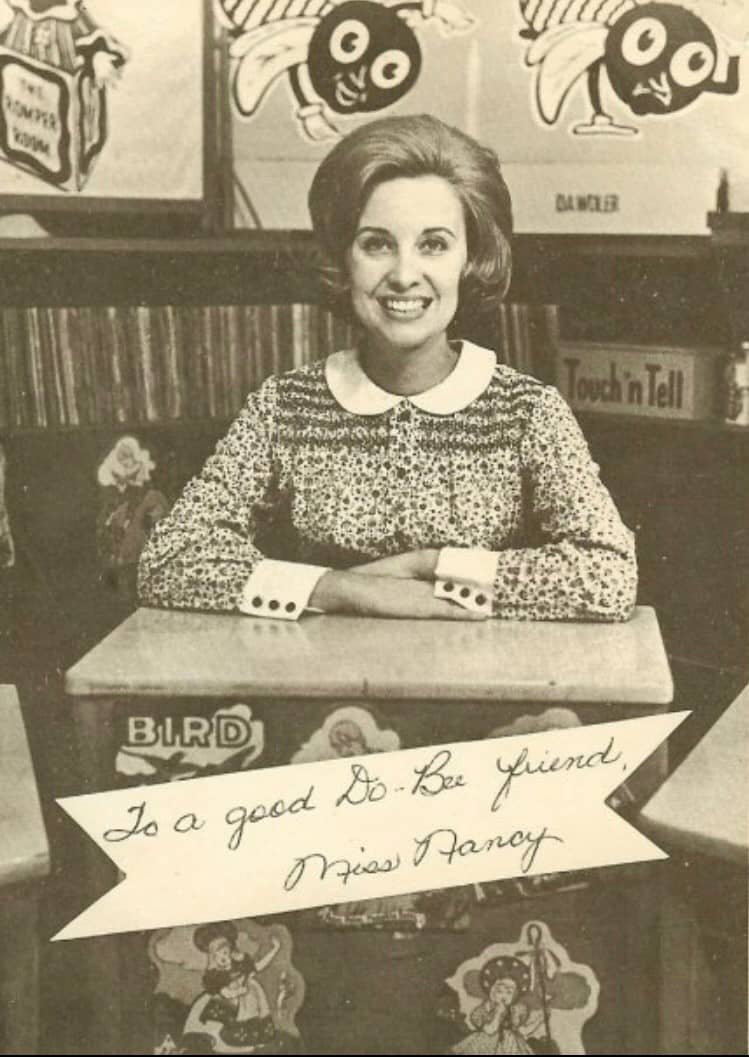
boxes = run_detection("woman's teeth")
[380,297,430,315]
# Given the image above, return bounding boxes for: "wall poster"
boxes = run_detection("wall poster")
[0,0,206,207]
[220,0,749,232]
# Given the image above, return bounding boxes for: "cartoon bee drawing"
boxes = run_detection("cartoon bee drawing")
[518,0,747,135]
[215,0,476,141]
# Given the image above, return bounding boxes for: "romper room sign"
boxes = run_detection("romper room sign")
[0,0,204,202]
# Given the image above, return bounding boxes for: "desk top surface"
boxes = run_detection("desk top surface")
[0,686,50,887]
[640,684,749,863]
[66,606,672,705]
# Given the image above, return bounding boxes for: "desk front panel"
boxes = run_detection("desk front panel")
[67,690,668,1055]
[74,693,666,803]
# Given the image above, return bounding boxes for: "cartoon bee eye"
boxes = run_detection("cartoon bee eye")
[620,17,668,66]
[329,19,371,65]
[670,41,715,87]
[370,49,412,90]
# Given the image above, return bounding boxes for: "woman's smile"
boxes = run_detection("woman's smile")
[377,295,433,320]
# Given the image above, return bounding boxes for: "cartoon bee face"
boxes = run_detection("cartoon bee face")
[307,1,421,114]
[605,3,719,114]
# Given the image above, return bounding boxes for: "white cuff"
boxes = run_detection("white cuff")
[434,547,497,614]
[239,560,330,621]
[434,578,493,613]
[435,547,498,589]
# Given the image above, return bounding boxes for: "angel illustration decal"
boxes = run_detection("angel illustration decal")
[215,0,476,141]
[517,0,747,135]
[445,921,600,1055]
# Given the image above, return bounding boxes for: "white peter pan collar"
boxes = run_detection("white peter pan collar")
[324,341,496,416]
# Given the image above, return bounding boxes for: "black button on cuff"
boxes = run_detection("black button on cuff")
[269,599,280,611]
[252,596,263,608]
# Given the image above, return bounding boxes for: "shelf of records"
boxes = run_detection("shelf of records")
[0,303,558,432]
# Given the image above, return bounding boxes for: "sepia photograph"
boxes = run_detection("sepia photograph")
[0,0,747,1053]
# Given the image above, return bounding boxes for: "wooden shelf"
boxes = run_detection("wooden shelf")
[0,230,713,259]
[514,233,711,260]
[0,231,316,255]
[576,411,749,437]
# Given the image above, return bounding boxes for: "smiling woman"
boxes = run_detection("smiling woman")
[137,113,637,623]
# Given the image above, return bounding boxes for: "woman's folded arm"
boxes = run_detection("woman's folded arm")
[137,378,328,618]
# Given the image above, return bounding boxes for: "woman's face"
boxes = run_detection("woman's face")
[346,174,467,358]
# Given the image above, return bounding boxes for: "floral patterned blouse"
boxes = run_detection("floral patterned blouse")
[137,341,637,621]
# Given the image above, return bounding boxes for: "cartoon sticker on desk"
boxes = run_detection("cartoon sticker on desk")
[515,0,748,136]
[150,920,305,1055]
[443,922,599,1055]
[115,703,265,782]
[290,704,400,763]
[215,0,476,141]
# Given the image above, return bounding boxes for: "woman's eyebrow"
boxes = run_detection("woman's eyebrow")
[354,225,456,236]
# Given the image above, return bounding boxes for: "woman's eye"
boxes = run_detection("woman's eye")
[358,236,391,254]
[419,237,448,254]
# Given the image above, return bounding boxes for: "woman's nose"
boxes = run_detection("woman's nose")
[385,250,420,289]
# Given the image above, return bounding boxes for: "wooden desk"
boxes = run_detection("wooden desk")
[640,686,748,1056]
[0,685,50,1055]
[65,607,672,1056]
[66,605,673,704]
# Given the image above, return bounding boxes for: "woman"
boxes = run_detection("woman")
[138,114,636,622]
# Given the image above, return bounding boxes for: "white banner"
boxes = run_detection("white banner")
[55,712,688,941]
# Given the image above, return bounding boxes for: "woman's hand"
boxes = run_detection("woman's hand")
[348,549,439,580]
[309,569,487,620]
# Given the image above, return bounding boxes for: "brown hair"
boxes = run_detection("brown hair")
[308,113,513,331]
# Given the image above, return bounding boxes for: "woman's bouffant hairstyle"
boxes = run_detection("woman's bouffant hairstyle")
[308,114,513,331]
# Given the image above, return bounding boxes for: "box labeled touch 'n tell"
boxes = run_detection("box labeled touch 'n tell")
[556,342,720,420]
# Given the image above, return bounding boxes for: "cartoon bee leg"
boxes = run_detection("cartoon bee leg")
[572,60,637,136]
[288,63,340,142]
